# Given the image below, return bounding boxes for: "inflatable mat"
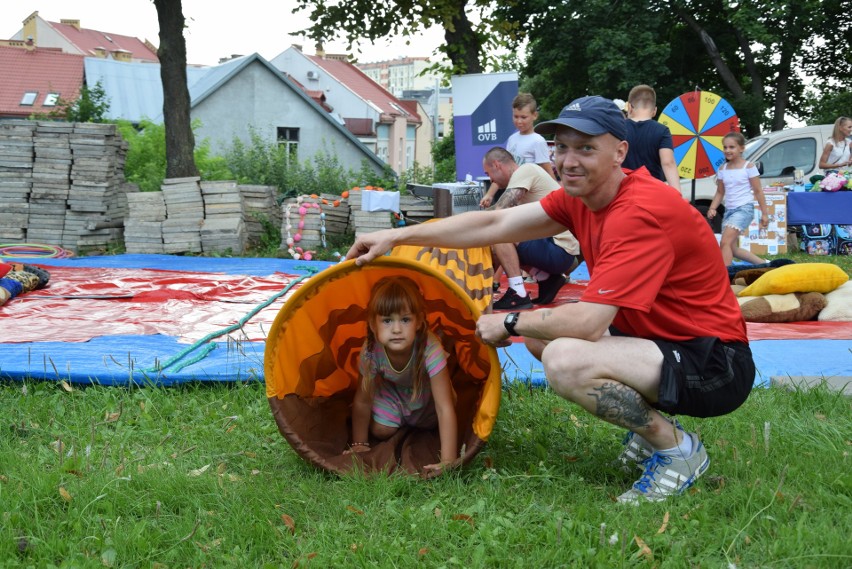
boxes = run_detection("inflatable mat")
[264,256,502,476]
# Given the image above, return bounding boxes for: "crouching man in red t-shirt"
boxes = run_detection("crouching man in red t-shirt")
[345,96,754,504]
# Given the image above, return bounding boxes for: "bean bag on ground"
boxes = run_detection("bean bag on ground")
[265,256,501,476]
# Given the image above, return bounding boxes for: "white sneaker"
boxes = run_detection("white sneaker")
[617,433,709,504]
[614,418,684,473]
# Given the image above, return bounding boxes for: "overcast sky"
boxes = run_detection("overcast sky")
[7,1,446,66]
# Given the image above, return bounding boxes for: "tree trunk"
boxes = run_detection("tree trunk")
[772,49,792,132]
[154,0,198,178]
[672,4,764,135]
[443,0,482,74]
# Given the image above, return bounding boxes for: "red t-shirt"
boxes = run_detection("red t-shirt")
[540,168,747,343]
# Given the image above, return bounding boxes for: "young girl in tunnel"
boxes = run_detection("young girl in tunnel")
[344,276,458,474]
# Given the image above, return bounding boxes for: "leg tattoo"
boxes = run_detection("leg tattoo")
[588,382,652,430]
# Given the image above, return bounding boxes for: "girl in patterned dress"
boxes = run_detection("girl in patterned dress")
[345,277,457,474]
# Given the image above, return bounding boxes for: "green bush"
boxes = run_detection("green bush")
[117,119,234,192]
[116,119,167,192]
[118,120,449,208]
[194,139,233,181]
[431,120,456,183]
[223,128,399,197]
[31,81,111,123]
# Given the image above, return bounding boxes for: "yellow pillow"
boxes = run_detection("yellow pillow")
[738,263,849,297]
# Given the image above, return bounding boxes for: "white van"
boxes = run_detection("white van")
[680,124,834,231]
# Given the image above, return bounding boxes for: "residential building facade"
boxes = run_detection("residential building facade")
[84,54,387,176]
[6,11,158,63]
[357,57,439,97]
[271,46,422,175]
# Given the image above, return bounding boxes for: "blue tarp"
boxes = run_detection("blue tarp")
[1,255,848,385]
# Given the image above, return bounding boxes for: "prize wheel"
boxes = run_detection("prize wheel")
[659,91,739,179]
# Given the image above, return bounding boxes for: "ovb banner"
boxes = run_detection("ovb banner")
[450,72,519,182]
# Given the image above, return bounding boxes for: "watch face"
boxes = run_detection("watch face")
[504,312,519,335]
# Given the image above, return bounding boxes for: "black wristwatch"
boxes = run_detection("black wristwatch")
[503,311,521,336]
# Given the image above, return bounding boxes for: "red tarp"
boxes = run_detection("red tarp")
[3,267,851,345]
[1,266,304,344]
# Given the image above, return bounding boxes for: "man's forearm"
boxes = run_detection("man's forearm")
[514,302,615,342]
[392,210,502,249]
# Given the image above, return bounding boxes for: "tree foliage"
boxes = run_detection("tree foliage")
[48,81,111,123]
[497,0,851,135]
[293,0,519,77]
[431,119,456,183]
[504,0,693,122]
[808,91,852,126]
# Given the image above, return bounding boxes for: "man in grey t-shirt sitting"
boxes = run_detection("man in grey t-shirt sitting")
[481,147,580,310]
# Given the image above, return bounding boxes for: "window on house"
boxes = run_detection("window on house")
[20,91,37,106]
[43,93,60,107]
[277,127,299,163]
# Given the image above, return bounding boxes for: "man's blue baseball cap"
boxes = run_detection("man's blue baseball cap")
[534,96,627,140]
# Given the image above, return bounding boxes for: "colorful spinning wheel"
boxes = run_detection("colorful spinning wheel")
[659,91,739,179]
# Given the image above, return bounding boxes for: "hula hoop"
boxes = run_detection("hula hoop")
[0,243,74,259]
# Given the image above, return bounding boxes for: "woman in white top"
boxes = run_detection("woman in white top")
[819,116,852,173]
[707,132,770,267]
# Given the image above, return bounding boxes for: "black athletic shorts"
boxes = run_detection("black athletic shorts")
[611,328,755,418]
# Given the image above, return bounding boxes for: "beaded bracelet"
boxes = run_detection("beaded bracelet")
[349,441,371,448]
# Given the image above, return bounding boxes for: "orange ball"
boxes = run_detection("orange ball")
[321,198,329,205]
[341,191,349,199]
[310,193,318,199]
[333,200,340,207]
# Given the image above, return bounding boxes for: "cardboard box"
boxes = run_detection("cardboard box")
[738,191,787,255]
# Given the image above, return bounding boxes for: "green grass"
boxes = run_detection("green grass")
[2,247,849,567]
[767,250,852,276]
[0,379,849,568]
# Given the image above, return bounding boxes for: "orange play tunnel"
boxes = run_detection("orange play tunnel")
[264,255,501,475]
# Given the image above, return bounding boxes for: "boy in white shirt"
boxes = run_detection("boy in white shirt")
[480,93,556,208]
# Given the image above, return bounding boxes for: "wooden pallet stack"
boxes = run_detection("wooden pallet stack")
[124,192,166,254]
[0,120,35,242]
[239,184,281,248]
[29,122,73,246]
[347,189,393,237]
[200,180,246,253]
[65,123,127,250]
[399,194,434,225]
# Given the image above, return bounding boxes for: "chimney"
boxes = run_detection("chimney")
[315,41,325,58]
[111,49,132,63]
[25,36,34,51]
[61,19,81,30]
